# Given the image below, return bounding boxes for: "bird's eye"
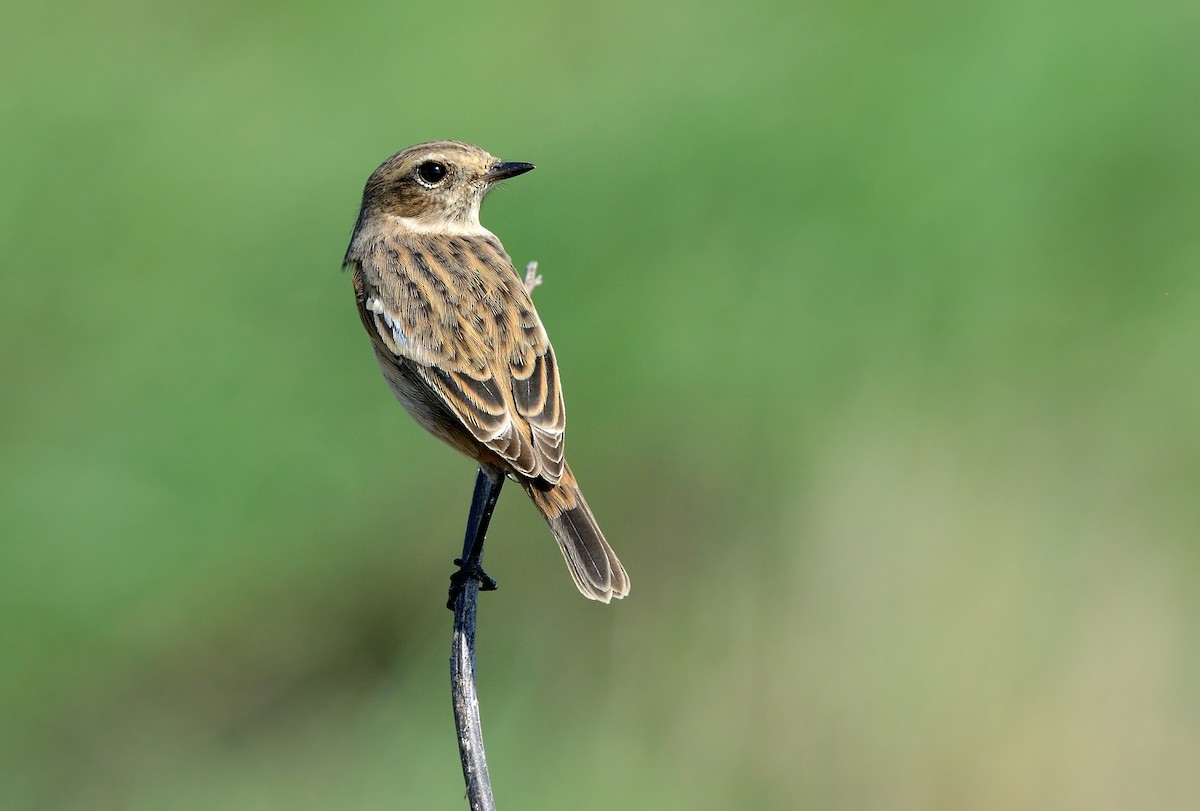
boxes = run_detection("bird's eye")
[416,161,448,187]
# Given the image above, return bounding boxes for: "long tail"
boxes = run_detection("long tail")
[524,463,630,603]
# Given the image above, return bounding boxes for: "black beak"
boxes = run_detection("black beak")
[485,161,535,182]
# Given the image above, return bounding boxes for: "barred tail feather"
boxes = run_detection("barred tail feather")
[525,465,629,603]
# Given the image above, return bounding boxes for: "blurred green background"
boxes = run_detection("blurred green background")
[3,0,1198,808]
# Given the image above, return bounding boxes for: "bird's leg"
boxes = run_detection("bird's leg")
[522,260,543,295]
[447,466,506,609]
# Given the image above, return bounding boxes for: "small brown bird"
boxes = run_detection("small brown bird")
[343,141,629,603]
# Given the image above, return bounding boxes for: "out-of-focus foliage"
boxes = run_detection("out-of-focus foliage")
[2,0,1198,808]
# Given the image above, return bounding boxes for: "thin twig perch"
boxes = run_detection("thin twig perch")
[451,577,495,811]
[449,467,503,811]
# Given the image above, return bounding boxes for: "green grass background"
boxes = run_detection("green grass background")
[3,0,1198,808]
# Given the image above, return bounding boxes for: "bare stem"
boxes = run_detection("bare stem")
[451,579,495,811]
[449,467,504,811]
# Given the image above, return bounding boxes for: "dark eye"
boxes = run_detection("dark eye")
[416,161,448,186]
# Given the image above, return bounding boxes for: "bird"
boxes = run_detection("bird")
[342,140,629,604]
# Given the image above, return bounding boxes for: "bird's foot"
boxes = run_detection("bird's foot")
[447,558,498,610]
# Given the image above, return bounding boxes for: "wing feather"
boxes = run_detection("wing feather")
[351,232,567,484]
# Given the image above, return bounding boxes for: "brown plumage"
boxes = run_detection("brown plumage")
[343,141,629,602]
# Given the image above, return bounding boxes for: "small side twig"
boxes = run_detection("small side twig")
[522,260,543,294]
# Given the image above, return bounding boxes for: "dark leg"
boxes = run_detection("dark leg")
[447,466,505,609]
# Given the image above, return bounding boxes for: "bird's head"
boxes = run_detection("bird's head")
[357,140,534,235]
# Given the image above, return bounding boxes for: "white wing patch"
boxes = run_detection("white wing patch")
[367,296,411,352]
[367,295,449,368]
